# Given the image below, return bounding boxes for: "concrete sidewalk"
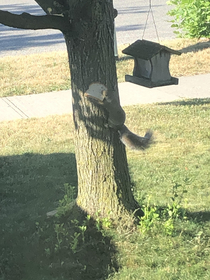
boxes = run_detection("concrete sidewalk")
[0,73,210,122]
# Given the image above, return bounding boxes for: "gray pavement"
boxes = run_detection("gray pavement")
[0,0,175,57]
[1,73,210,122]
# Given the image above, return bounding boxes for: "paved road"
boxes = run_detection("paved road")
[0,0,175,57]
[114,0,175,43]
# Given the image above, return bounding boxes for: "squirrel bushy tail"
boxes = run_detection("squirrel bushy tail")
[118,126,152,150]
[85,83,153,150]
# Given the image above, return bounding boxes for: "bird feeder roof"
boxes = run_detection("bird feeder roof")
[122,40,181,60]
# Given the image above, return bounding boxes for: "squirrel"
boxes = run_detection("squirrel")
[85,83,153,150]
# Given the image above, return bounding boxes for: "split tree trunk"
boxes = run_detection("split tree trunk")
[64,0,139,218]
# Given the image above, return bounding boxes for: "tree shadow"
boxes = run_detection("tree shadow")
[187,210,210,223]
[44,206,119,280]
[117,55,133,62]
[157,206,210,223]
[179,39,210,54]
[158,98,210,107]
[0,152,118,280]
[117,4,162,16]
[0,3,44,15]
[0,3,66,55]
[154,205,210,232]
[0,32,65,52]
[116,23,144,33]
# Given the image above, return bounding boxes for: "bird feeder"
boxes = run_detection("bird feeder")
[122,40,181,88]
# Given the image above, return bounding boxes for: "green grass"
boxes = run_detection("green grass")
[0,100,210,279]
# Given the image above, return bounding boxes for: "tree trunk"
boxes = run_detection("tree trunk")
[0,0,141,220]
[64,0,139,218]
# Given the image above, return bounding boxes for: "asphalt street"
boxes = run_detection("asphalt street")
[0,0,175,57]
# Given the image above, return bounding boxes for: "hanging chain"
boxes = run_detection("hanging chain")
[142,0,160,42]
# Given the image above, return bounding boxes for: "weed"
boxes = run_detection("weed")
[78,225,87,243]
[54,223,67,252]
[138,197,160,234]
[70,232,81,253]
[56,184,76,217]
[138,181,189,236]
[95,210,113,232]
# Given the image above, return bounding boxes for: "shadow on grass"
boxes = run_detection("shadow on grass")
[187,211,210,223]
[0,152,118,280]
[42,206,119,280]
[158,98,210,107]
[179,40,210,54]
[117,55,133,62]
[152,204,210,222]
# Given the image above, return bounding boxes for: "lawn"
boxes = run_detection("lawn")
[0,100,210,280]
[0,38,210,97]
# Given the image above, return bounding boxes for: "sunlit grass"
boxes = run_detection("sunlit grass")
[0,100,210,279]
[0,38,209,97]
[0,51,70,97]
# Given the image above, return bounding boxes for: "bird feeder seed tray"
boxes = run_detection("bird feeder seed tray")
[122,40,181,88]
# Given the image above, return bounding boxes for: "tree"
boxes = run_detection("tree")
[167,0,210,38]
[0,0,147,220]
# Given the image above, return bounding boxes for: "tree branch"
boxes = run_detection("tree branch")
[0,10,71,33]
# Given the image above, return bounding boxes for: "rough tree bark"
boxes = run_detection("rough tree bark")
[0,0,141,220]
[63,0,141,218]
